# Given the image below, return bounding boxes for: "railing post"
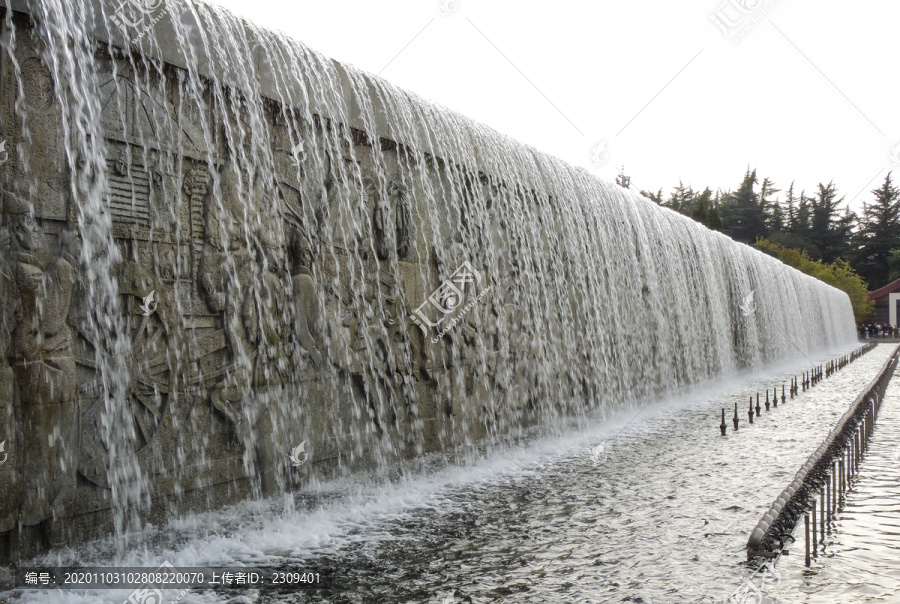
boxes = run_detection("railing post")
[805,513,811,567]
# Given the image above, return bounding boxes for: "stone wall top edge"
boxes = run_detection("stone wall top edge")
[6,0,491,182]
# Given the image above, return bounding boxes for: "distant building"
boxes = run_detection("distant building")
[868,277,900,326]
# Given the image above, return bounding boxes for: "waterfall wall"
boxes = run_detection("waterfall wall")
[0,0,857,557]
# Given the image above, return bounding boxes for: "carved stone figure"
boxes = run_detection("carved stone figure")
[0,224,19,536]
[288,228,323,371]
[184,167,212,278]
[364,267,422,432]
[373,179,413,262]
[209,228,285,431]
[75,255,178,488]
[199,169,287,444]
[198,205,243,316]
[0,225,14,381]
[372,178,392,261]
[6,194,79,529]
[391,180,412,260]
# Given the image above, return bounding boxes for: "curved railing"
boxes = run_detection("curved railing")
[746,343,899,559]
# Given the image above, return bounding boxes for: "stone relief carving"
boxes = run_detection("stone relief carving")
[76,255,176,488]
[19,57,56,116]
[5,193,80,527]
[0,222,19,535]
[392,180,412,260]
[287,227,323,372]
[373,178,413,262]
[231,230,289,430]
[73,67,213,491]
[197,202,238,316]
[356,175,376,261]
[0,41,531,557]
[204,171,266,430]
[375,269,416,426]
[373,180,392,261]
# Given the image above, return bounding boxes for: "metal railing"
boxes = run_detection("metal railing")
[746,343,899,560]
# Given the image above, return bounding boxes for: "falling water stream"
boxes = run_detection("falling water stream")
[0,0,869,602]
[7,344,895,604]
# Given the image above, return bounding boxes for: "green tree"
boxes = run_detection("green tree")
[783,181,797,233]
[853,173,899,288]
[641,188,663,204]
[665,181,695,215]
[720,169,767,243]
[808,182,855,263]
[827,259,876,322]
[760,177,783,233]
[691,187,722,230]
[795,191,812,238]
[767,181,818,252]
[785,190,821,257]
[888,249,900,283]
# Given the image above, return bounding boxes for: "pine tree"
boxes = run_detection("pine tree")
[760,177,783,234]
[795,191,812,240]
[720,169,766,243]
[888,250,900,283]
[808,182,854,263]
[784,181,797,233]
[641,188,663,204]
[691,187,722,230]
[854,173,900,287]
[666,181,695,215]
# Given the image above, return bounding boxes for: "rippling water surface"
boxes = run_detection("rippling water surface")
[7,345,899,604]
[777,358,900,604]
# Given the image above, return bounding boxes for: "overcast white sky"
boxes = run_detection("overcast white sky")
[207,0,900,212]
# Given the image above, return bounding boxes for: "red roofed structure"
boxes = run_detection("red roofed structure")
[868,277,900,326]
